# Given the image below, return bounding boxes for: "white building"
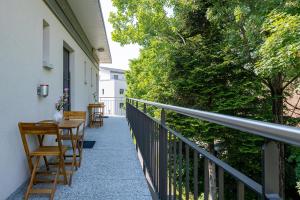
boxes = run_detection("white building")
[99,67,127,115]
[0,0,111,198]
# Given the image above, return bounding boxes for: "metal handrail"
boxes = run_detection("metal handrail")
[100,97,125,99]
[129,98,300,147]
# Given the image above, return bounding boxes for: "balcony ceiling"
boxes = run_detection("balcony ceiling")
[67,0,112,64]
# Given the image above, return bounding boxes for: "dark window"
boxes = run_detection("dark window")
[120,89,124,95]
[113,75,118,80]
[43,20,50,66]
[102,89,104,95]
[63,48,71,111]
[119,103,124,108]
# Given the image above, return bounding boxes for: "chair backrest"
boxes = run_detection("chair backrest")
[19,122,59,136]
[18,122,62,170]
[63,111,86,122]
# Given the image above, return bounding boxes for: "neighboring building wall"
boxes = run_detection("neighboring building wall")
[286,90,300,119]
[99,68,111,80]
[114,80,127,98]
[0,0,99,198]
[100,80,115,97]
[99,68,127,115]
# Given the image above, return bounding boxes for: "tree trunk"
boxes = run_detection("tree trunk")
[270,74,285,198]
[208,142,217,200]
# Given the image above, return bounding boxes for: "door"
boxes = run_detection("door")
[63,48,71,111]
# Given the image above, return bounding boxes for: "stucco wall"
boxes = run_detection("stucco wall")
[114,80,127,98]
[0,0,99,198]
[99,68,111,80]
[99,80,115,98]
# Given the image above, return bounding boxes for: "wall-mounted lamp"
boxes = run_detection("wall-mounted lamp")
[43,61,54,70]
[37,84,49,97]
[97,48,105,52]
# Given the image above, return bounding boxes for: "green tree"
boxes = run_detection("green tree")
[111,0,300,198]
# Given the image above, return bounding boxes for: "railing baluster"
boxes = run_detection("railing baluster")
[237,181,245,200]
[179,141,183,200]
[218,167,224,200]
[144,114,147,164]
[151,119,154,180]
[159,108,168,200]
[168,133,172,200]
[185,145,190,200]
[156,121,159,192]
[173,137,177,200]
[193,151,198,200]
[154,121,157,191]
[204,158,209,200]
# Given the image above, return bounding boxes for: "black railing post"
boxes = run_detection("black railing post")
[142,102,147,175]
[143,103,147,113]
[263,141,282,200]
[159,108,168,200]
[126,98,128,119]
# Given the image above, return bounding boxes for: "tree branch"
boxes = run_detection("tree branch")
[282,75,300,90]
[174,31,186,45]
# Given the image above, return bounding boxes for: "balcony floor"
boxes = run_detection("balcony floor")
[9,116,152,200]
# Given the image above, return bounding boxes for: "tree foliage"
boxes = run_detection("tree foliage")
[110,0,300,198]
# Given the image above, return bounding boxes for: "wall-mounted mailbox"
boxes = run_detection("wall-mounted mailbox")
[37,84,49,97]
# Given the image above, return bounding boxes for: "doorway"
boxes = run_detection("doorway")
[63,47,71,111]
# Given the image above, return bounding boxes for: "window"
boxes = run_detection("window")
[102,89,104,95]
[119,89,124,95]
[91,67,93,87]
[42,20,50,67]
[84,61,87,85]
[96,74,99,93]
[113,75,118,80]
[119,103,124,108]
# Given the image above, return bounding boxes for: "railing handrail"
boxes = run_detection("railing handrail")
[129,98,300,147]
[100,97,125,99]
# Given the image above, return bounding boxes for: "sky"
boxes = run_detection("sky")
[100,0,140,70]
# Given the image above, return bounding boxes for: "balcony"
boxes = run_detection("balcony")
[8,117,152,200]
[8,98,300,200]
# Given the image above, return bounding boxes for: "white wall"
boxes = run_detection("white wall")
[99,80,115,98]
[114,80,127,98]
[0,0,99,198]
[99,68,111,80]
[99,68,127,115]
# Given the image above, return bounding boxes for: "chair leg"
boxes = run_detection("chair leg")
[25,156,41,200]
[59,154,68,185]
[78,138,84,167]
[50,166,60,200]
[43,156,50,171]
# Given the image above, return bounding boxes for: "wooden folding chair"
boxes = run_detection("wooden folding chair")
[62,111,86,167]
[18,122,68,200]
[88,103,104,127]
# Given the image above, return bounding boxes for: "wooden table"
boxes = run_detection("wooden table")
[58,119,84,185]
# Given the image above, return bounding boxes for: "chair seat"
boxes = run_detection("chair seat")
[30,146,67,156]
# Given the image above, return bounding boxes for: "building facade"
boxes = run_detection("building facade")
[0,0,111,198]
[99,67,127,115]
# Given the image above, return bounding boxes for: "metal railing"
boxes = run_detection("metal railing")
[99,97,125,116]
[126,98,300,200]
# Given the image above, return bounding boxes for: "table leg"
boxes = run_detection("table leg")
[68,128,76,186]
